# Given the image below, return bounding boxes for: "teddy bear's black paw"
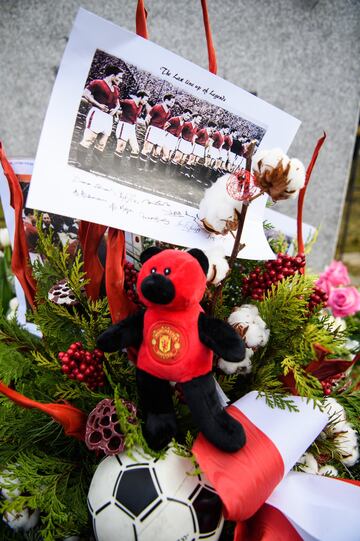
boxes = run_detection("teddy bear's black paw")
[142,412,178,451]
[202,410,246,453]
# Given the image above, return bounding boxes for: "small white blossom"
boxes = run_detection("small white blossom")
[199,174,243,235]
[3,508,40,532]
[334,426,359,466]
[0,228,10,248]
[228,304,269,349]
[204,246,229,285]
[218,348,254,375]
[318,464,338,477]
[285,158,306,196]
[252,148,289,174]
[297,452,319,474]
[0,470,21,500]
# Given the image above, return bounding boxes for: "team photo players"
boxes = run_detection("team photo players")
[77,65,123,171]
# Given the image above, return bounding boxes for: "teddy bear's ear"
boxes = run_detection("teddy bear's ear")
[187,248,209,276]
[140,246,163,264]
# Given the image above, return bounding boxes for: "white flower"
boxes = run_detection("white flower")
[204,246,229,285]
[252,148,289,174]
[323,312,347,333]
[228,304,270,349]
[218,348,254,375]
[334,426,359,467]
[199,174,243,235]
[6,297,19,321]
[0,470,21,500]
[285,158,306,196]
[0,228,10,248]
[318,464,338,477]
[323,397,347,429]
[3,508,40,532]
[297,452,319,474]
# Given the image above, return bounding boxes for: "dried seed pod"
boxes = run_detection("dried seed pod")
[85,398,137,456]
[48,279,78,306]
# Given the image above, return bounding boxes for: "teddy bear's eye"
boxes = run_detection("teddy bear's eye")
[151,267,157,274]
[164,268,171,275]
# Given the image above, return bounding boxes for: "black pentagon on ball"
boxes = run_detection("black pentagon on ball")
[115,467,159,516]
[192,487,223,533]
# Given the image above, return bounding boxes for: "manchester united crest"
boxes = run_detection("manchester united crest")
[149,323,185,363]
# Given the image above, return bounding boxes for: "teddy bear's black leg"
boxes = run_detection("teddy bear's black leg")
[136,368,178,451]
[182,372,246,452]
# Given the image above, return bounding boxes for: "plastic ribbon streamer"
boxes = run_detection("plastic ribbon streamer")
[135,0,217,74]
[78,221,107,300]
[0,143,37,308]
[105,227,136,322]
[297,133,327,259]
[0,381,87,441]
[193,391,360,540]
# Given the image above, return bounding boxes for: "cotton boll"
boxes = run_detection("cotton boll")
[297,452,319,474]
[318,464,338,477]
[323,397,347,424]
[0,228,10,248]
[228,304,269,348]
[334,426,359,466]
[204,247,230,285]
[252,148,288,174]
[218,348,254,375]
[199,175,243,235]
[3,508,40,532]
[0,471,21,500]
[286,158,306,192]
[243,322,270,348]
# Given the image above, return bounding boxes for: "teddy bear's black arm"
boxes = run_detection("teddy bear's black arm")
[96,310,145,352]
[198,312,245,362]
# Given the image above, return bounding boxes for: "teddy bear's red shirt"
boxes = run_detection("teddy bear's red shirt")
[136,250,213,382]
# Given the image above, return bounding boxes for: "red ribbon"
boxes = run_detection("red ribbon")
[135,0,217,75]
[0,143,36,308]
[105,228,136,322]
[136,0,149,39]
[193,406,284,522]
[0,381,87,441]
[297,133,326,260]
[78,221,107,300]
[200,0,217,74]
[234,503,302,541]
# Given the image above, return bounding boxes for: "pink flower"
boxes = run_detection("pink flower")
[327,287,360,318]
[322,261,351,288]
[315,275,332,297]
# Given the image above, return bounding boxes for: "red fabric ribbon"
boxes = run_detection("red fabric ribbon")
[200,0,217,74]
[0,143,36,308]
[78,221,107,300]
[135,0,217,75]
[0,381,87,441]
[136,0,148,39]
[234,503,302,541]
[105,228,136,322]
[297,132,327,259]
[193,406,284,522]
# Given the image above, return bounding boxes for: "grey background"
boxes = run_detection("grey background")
[1,0,359,270]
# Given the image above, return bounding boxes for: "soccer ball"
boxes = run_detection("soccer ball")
[88,447,224,541]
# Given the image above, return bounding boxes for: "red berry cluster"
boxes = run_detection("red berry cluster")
[58,342,105,390]
[124,261,139,303]
[242,253,306,301]
[242,253,328,311]
[307,285,328,313]
[321,372,349,396]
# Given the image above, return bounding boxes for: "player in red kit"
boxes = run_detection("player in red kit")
[140,94,175,168]
[113,91,150,169]
[161,109,192,163]
[221,127,237,172]
[173,113,202,166]
[77,65,123,171]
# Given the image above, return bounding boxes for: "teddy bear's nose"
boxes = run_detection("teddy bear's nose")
[141,274,175,304]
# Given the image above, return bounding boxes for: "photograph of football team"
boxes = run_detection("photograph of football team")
[68,49,267,207]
